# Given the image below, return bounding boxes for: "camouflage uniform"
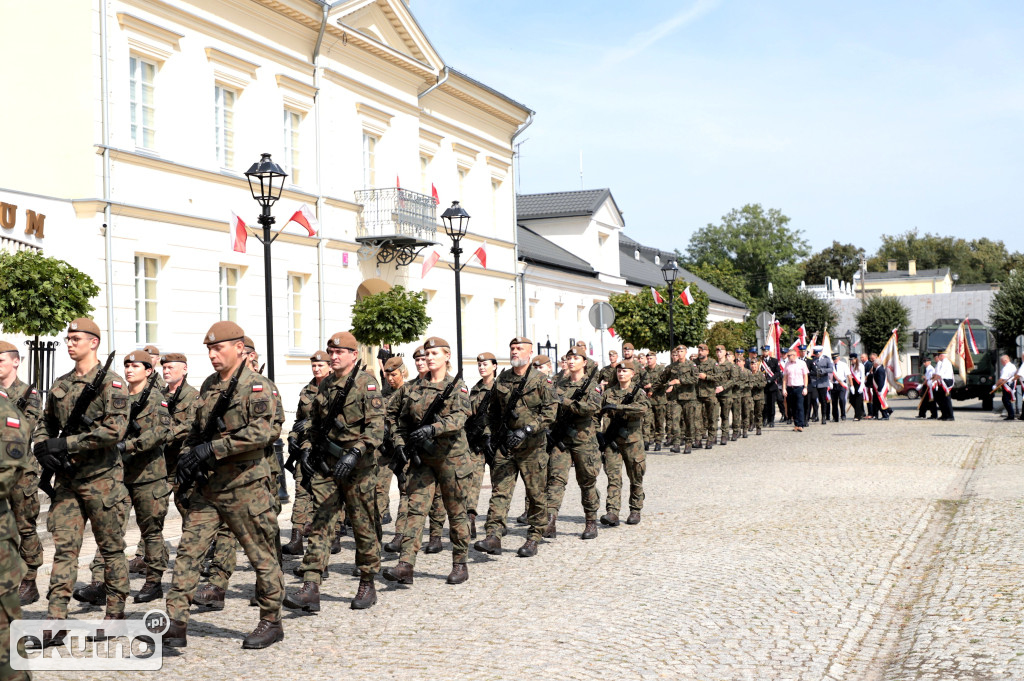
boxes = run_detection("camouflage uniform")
[91,389,172,582]
[601,381,651,515]
[5,379,42,591]
[465,377,495,519]
[394,375,473,567]
[289,379,319,529]
[165,364,284,627]
[1,393,32,680]
[716,361,737,441]
[738,369,754,432]
[751,370,767,433]
[658,361,683,447]
[481,368,557,542]
[298,369,385,584]
[545,372,603,520]
[695,356,721,445]
[645,363,667,445]
[163,379,199,518]
[724,362,742,439]
[33,362,131,619]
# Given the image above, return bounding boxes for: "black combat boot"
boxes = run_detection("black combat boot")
[756,426,762,435]
[517,539,538,557]
[382,561,414,584]
[383,533,403,553]
[423,535,443,554]
[468,512,477,539]
[72,580,106,606]
[281,528,303,555]
[381,510,392,525]
[625,510,641,525]
[134,574,163,604]
[351,578,377,609]
[670,444,681,454]
[515,510,528,525]
[163,619,187,648]
[445,562,468,585]
[653,441,661,452]
[683,443,692,454]
[719,434,728,446]
[473,535,502,555]
[242,619,284,649]
[599,512,620,527]
[18,578,39,606]
[542,512,557,539]
[730,432,738,442]
[193,583,225,610]
[283,581,320,613]
[581,519,598,540]
[128,555,146,575]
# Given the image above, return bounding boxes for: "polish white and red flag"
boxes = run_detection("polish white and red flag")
[469,243,487,269]
[431,183,440,205]
[608,327,616,337]
[650,287,664,304]
[421,249,441,278]
[680,286,695,306]
[286,204,318,237]
[230,212,248,253]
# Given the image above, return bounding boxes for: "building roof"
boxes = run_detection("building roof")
[618,235,747,310]
[830,289,998,338]
[517,189,619,221]
[516,224,596,276]
[862,267,951,281]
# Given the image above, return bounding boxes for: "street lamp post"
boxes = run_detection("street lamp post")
[244,152,287,382]
[441,200,471,375]
[661,260,680,352]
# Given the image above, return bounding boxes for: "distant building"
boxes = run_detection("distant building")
[800,278,858,301]
[853,259,954,296]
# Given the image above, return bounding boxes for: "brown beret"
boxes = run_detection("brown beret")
[423,336,450,350]
[310,350,330,363]
[0,341,18,354]
[143,344,160,356]
[617,360,639,371]
[565,347,585,358]
[204,321,245,345]
[622,342,634,350]
[675,344,688,351]
[243,336,256,352]
[476,352,496,363]
[574,341,587,349]
[161,353,188,364]
[509,336,532,347]
[412,345,426,359]
[124,351,154,368]
[68,317,101,339]
[327,331,358,351]
[383,356,405,372]
[531,354,551,367]
[697,343,709,350]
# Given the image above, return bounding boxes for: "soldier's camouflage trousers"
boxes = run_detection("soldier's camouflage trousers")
[652,401,666,442]
[428,486,446,536]
[682,399,702,445]
[729,397,742,437]
[375,453,393,521]
[401,453,471,566]
[547,441,600,519]
[717,396,733,437]
[698,397,720,442]
[606,439,645,513]
[752,397,764,429]
[0,586,29,681]
[47,472,129,618]
[291,465,313,527]
[167,473,283,624]
[602,444,621,513]
[206,473,282,589]
[465,449,486,516]
[92,479,171,581]
[11,468,42,581]
[483,439,549,541]
[666,401,682,446]
[137,479,189,558]
[301,466,380,583]
[741,395,754,431]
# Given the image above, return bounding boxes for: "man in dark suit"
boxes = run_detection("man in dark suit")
[873,355,892,420]
[760,346,782,427]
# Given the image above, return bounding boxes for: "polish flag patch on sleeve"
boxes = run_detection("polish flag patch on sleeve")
[252,384,264,392]
[367,384,377,391]
[31,389,38,395]
[111,380,123,389]
[6,417,20,428]
[161,401,168,408]
[460,386,469,393]
[0,390,8,399]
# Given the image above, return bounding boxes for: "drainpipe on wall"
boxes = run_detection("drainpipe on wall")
[510,112,533,336]
[313,2,332,348]
[99,0,115,348]
[417,66,449,100]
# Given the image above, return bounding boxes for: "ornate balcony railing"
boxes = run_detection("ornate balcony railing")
[354,187,438,242]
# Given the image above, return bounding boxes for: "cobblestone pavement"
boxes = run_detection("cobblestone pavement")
[22,402,1024,680]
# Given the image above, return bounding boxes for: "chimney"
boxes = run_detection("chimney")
[887,259,897,272]
[908,259,917,276]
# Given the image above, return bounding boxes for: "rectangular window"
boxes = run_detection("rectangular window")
[214,85,236,169]
[494,299,504,347]
[219,266,239,322]
[362,133,377,188]
[134,255,159,343]
[457,168,467,199]
[129,56,156,149]
[283,110,301,185]
[287,274,303,348]
[491,180,500,230]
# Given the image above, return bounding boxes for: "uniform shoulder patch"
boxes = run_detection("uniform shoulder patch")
[6,417,20,428]
[0,390,7,399]
[252,384,264,392]
[112,396,128,410]
[370,396,383,409]
[253,399,269,414]
[546,378,553,384]
[367,384,377,391]
[460,386,468,393]
[6,443,24,459]
[161,401,168,408]
[30,389,38,395]
[111,380,123,389]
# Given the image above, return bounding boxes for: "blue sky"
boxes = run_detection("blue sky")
[411,1,1024,257]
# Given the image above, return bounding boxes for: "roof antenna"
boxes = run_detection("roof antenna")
[514,138,528,193]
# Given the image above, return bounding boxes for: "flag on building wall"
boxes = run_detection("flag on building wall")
[469,243,487,269]
[650,287,664,304]
[431,183,439,205]
[286,204,318,237]
[230,212,248,253]
[680,286,694,306]
[421,249,441,278]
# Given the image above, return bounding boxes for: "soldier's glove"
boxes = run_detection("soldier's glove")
[299,448,317,480]
[393,445,408,467]
[333,448,360,483]
[292,418,310,437]
[176,442,214,485]
[116,441,128,456]
[505,425,533,450]
[287,436,302,459]
[126,420,141,438]
[33,438,70,471]
[408,424,435,446]
[596,432,607,450]
[483,438,496,468]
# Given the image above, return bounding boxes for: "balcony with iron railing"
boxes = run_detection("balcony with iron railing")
[354,187,439,266]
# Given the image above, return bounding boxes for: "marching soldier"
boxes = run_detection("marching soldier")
[662,344,700,453]
[374,356,405,525]
[599,359,650,525]
[544,346,603,539]
[76,351,172,606]
[382,337,472,585]
[283,331,384,613]
[0,389,32,680]
[465,352,498,540]
[282,350,331,556]
[751,358,767,435]
[31,318,130,643]
[474,337,557,558]
[695,344,720,449]
[0,341,43,606]
[658,347,683,452]
[715,346,739,444]
[142,344,169,395]
[734,357,753,437]
[163,321,285,649]
[384,346,427,554]
[598,350,619,385]
[644,352,667,451]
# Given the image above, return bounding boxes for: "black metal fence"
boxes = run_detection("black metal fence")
[24,337,59,399]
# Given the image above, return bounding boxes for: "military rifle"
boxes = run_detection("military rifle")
[404,376,459,466]
[492,365,533,460]
[465,386,494,455]
[282,417,311,475]
[15,381,37,415]
[39,350,116,499]
[303,361,361,494]
[546,366,597,454]
[125,370,160,439]
[165,380,185,417]
[599,381,644,453]
[177,360,246,497]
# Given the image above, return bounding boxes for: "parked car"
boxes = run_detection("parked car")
[898,374,923,399]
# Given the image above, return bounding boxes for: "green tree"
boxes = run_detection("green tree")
[704,320,756,352]
[868,229,1022,284]
[855,296,910,354]
[685,204,809,299]
[350,285,430,346]
[803,241,865,285]
[990,270,1024,353]
[609,283,710,352]
[0,250,100,337]
[761,289,837,342]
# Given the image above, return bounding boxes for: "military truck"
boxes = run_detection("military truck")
[915,319,998,410]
